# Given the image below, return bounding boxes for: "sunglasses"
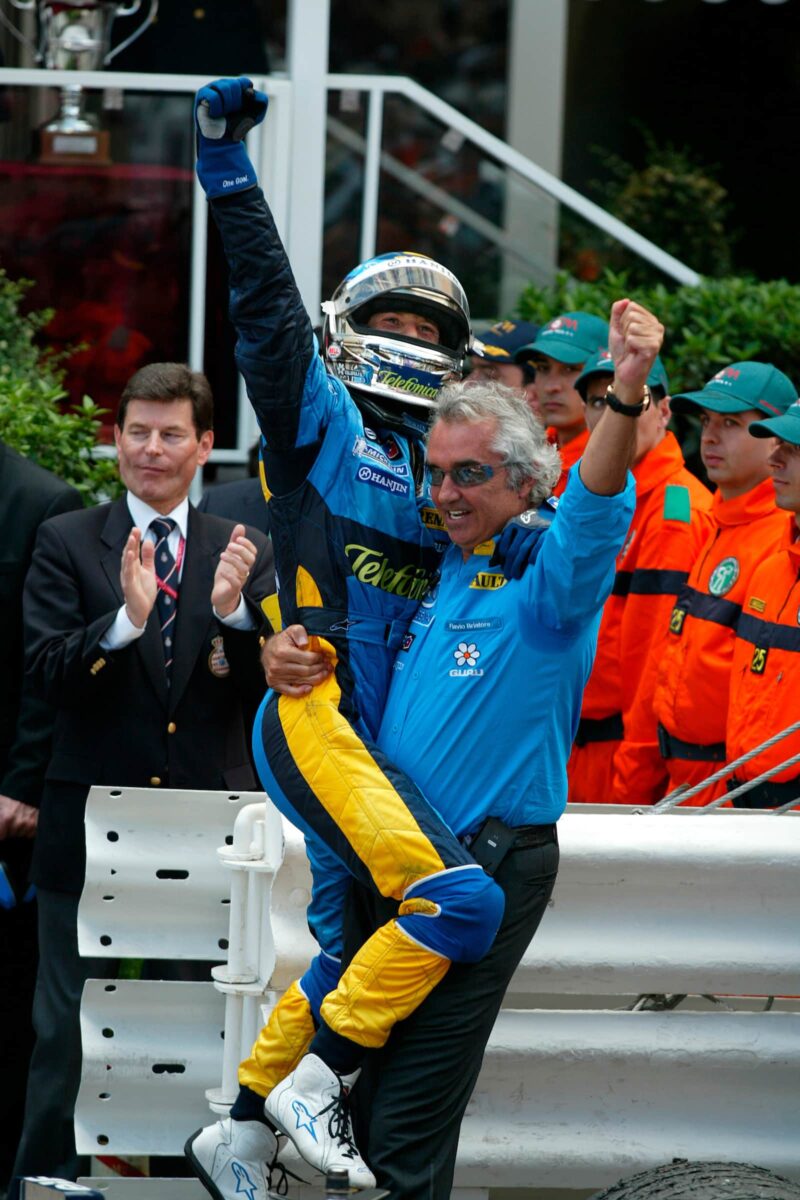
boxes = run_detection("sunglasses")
[428,462,497,488]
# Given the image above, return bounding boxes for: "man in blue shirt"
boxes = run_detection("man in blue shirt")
[267,299,660,1197]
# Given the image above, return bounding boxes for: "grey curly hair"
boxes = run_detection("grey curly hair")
[428,380,562,507]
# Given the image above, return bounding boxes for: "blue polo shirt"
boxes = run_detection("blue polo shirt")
[377,466,636,837]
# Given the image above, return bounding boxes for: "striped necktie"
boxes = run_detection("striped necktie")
[150,517,180,679]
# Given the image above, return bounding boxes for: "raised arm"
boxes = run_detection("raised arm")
[579,299,664,495]
[194,77,318,453]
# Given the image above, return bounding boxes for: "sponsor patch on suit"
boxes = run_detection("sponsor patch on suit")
[209,635,231,677]
[356,463,411,497]
[469,572,507,591]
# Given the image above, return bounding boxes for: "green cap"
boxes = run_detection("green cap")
[521,311,609,366]
[574,348,670,400]
[750,399,800,444]
[670,361,796,417]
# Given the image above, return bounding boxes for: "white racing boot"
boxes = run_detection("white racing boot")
[185,1117,282,1200]
[265,1054,376,1189]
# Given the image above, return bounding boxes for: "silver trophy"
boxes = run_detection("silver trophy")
[3,0,158,160]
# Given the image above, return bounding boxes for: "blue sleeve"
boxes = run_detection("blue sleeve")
[526,468,635,630]
[210,189,340,452]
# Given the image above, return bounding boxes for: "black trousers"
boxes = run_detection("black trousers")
[0,897,38,1187]
[346,835,560,1200]
[9,889,117,1193]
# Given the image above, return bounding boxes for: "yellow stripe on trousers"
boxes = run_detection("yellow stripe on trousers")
[238,980,316,1097]
[276,665,447,897]
[277,658,453,1047]
[321,919,450,1048]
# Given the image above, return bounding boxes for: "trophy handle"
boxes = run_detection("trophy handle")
[104,0,159,65]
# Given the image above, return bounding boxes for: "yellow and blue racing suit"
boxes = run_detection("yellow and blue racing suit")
[210,188,504,1092]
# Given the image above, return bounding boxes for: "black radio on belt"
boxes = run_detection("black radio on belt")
[468,817,517,876]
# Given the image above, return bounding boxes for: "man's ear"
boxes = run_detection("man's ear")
[197,429,214,465]
[516,476,535,505]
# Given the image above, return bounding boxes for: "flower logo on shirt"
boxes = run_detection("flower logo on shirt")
[454,642,480,667]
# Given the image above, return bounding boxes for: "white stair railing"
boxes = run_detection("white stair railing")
[324,72,701,287]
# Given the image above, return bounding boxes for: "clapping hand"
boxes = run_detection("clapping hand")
[212,524,258,618]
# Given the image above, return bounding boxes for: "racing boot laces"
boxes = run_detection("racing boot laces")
[264,1053,375,1189]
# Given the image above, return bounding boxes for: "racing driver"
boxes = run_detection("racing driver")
[185,76,524,1194]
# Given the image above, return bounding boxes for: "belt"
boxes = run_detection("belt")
[657,723,726,763]
[574,713,623,747]
[510,823,558,849]
[727,776,800,809]
[463,818,557,875]
[463,820,557,853]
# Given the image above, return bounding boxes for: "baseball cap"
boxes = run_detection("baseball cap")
[749,398,800,444]
[521,311,609,366]
[670,361,796,417]
[575,348,670,400]
[470,319,540,363]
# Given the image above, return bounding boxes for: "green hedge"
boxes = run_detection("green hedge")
[0,377,122,502]
[517,271,800,394]
[0,268,63,386]
[0,269,122,503]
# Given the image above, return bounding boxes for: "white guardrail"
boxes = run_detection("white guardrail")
[75,786,800,1197]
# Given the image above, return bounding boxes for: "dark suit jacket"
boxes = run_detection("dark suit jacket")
[0,442,82,887]
[23,497,273,894]
[197,477,272,542]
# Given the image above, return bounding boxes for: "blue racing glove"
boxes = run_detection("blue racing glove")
[490,521,548,579]
[194,76,268,200]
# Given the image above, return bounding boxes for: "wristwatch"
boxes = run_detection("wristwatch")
[605,383,652,417]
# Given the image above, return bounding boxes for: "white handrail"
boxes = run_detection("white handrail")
[328,114,544,272]
[326,72,702,287]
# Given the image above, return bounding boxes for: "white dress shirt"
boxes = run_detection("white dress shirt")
[100,493,253,651]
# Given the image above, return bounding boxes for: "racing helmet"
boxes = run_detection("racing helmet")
[321,251,471,417]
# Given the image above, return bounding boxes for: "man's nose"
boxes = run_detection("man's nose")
[144,432,163,454]
[437,473,460,501]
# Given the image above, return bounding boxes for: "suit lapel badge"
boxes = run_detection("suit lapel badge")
[208,635,231,678]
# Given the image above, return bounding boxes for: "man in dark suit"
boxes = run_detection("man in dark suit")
[0,441,82,1187]
[198,475,270,538]
[11,364,272,1189]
